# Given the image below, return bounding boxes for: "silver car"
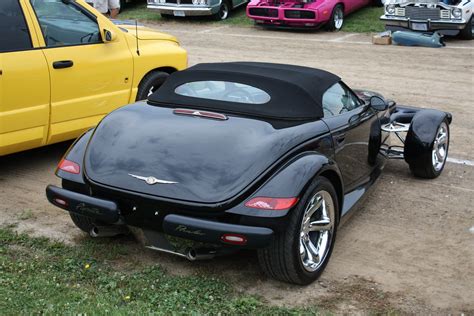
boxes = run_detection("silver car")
[147,0,248,20]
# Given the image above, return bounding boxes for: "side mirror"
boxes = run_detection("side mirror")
[369,96,388,111]
[103,29,117,42]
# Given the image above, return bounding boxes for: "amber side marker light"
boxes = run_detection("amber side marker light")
[58,159,80,174]
[245,197,299,210]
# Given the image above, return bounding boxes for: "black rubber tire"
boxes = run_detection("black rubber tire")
[408,119,450,179]
[459,16,473,40]
[257,177,339,285]
[69,213,97,234]
[326,4,344,32]
[212,0,230,21]
[136,71,169,101]
[372,0,383,7]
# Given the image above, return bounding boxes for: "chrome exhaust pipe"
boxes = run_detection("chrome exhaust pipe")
[90,225,129,238]
[185,248,218,261]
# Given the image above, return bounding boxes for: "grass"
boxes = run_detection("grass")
[119,3,385,33]
[0,226,319,315]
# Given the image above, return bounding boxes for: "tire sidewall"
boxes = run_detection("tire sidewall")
[217,1,230,20]
[328,5,344,31]
[136,71,169,101]
[290,177,339,284]
[429,119,450,176]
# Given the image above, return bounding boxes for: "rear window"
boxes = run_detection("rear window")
[175,81,271,105]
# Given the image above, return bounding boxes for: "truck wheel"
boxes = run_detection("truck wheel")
[257,177,338,285]
[459,16,473,40]
[407,119,450,179]
[212,0,230,20]
[326,5,344,31]
[136,71,169,101]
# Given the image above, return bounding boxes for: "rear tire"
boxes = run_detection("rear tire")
[326,5,344,31]
[70,213,97,234]
[459,15,473,40]
[258,177,338,285]
[136,71,169,101]
[408,119,449,179]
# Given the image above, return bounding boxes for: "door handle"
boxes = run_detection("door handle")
[53,60,74,69]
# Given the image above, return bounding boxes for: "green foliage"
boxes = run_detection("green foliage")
[0,228,318,314]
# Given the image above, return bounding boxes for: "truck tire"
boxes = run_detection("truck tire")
[459,16,473,40]
[257,177,338,285]
[136,71,169,101]
[405,114,450,179]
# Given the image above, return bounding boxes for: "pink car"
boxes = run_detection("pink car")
[247,0,372,30]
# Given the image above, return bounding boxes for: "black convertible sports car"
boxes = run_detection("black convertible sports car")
[46,62,452,284]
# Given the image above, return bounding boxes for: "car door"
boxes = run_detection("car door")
[0,0,50,156]
[321,82,379,192]
[26,0,133,145]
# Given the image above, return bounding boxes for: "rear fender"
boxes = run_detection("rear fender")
[226,153,342,218]
[56,129,94,184]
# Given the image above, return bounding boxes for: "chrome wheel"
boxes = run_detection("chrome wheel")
[432,122,448,171]
[334,6,344,30]
[299,190,335,272]
[219,3,229,20]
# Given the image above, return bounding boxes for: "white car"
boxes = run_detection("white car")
[380,0,473,39]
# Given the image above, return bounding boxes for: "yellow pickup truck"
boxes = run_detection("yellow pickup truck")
[0,0,187,156]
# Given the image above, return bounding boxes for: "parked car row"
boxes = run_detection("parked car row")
[145,0,473,39]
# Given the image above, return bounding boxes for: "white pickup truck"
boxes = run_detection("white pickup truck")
[381,0,473,39]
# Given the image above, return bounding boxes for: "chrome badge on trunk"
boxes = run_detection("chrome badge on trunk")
[128,174,178,185]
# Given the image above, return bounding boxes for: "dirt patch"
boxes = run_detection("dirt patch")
[1,26,473,313]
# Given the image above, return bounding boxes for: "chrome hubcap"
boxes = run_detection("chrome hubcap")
[299,191,335,272]
[334,8,343,30]
[220,4,228,19]
[432,122,448,171]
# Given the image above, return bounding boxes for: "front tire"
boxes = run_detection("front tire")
[136,71,169,101]
[258,177,338,285]
[459,15,473,40]
[212,0,230,20]
[326,4,344,32]
[408,120,450,179]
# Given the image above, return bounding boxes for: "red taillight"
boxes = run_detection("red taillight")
[58,159,80,174]
[221,234,248,245]
[245,197,299,210]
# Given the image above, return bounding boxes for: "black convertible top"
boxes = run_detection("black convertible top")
[148,62,340,120]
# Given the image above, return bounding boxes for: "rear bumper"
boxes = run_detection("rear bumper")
[46,185,274,248]
[247,5,321,27]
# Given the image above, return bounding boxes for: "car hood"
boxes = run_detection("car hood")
[84,103,327,204]
[118,24,178,42]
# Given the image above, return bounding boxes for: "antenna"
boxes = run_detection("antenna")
[135,20,140,56]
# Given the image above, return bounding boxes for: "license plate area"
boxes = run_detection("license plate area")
[173,10,185,17]
[411,22,428,31]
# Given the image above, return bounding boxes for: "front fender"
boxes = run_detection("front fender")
[226,152,342,218]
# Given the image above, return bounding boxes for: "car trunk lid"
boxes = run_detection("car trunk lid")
[84,103,324,204]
